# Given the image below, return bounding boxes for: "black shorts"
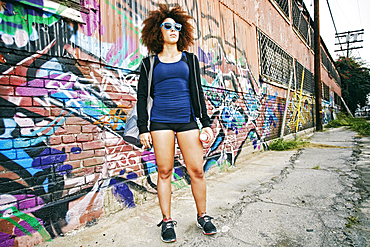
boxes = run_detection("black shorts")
[150,120,199,133]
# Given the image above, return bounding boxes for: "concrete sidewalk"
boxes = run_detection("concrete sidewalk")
[40,127,369,246]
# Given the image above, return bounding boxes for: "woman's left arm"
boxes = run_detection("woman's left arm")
[194,55,211,129]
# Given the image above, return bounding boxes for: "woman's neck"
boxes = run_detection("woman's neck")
[160,43,181,58]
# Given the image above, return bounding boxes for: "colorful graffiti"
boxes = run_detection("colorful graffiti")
[0,0,320,246]
[286,92,314,134]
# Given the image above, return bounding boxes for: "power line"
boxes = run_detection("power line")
[356,0,363,27]
[332,1,353,30]
[326,0,343,51]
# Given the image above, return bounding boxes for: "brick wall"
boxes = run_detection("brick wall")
[0,0,339,246]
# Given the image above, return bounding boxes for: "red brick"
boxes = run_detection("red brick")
[50,107,71,117]
[32,98,42,107]
[126,164,141,171]
[82,125,99,133]
[67,160,81,169]
[83,157,105,167]
[0,86,14,96]
[0,171,20,180]
[62,135,76,143]
[10,76,27,86]
[92,133,103,140]
[69,150,94,161]
[49,136,62,145]
[78,66,90,75]
[17,179,28,187]
[104,85,113,92]
[110,168,121,177]
[104,138,121,147]
[22,107,49,116]
[82,140,104,151]
[1,96,32,107]
[77,134,92,142]
[55,127,67,135]
[0,165,4,172]
[66,125,81,134]
[70,168,85,177]
[120,100,132,107]
[56,143,82,154]
[66,117,90,125]
[94,165,104,173]
[109,93,122,100]
[14,66,27,76]
[0,76,10,85]
[121,94,136,101]
[83,167,95,175]
[106,144,133,154]
[78,60,88,66]
[95,149,105,157]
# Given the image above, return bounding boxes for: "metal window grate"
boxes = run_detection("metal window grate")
[321,47,341,87]
[334,93,341,106]
[292,0,310,43]
[50,0,88,13]
[258,30,293,85]
[295,60,314,94]
[270,0,290,18]
[323,83,330,101]
[310,28,315,50]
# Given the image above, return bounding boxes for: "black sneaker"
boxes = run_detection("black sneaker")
[197,215,217,235]
[157,219,177,242]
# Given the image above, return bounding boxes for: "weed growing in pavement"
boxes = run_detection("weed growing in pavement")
[325,112,370,136]
[268,138,308,151]
[312,165,320,170]
[345,215,359,228]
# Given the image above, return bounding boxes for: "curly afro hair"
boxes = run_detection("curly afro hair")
[141,4,194,54]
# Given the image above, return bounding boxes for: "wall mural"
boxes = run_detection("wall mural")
[0,0,317,246]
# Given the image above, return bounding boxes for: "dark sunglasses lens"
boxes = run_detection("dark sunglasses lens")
[163,23,172,30]
[174,24,182,31]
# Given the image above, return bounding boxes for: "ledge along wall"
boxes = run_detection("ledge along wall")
[0,0,341,246]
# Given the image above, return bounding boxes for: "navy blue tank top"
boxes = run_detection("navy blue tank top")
[150,52,192,123]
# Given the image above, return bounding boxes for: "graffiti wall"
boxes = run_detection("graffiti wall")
[0,0,337,246]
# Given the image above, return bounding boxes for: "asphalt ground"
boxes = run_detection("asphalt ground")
[39,127,370,247]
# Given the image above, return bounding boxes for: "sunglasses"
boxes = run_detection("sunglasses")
[160,22,182,32]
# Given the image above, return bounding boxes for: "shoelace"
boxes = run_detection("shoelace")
[157,219,177,227]
[199,215,214,222]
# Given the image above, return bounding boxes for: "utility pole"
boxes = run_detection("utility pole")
[314,0,322,131]
[334,29,364,58]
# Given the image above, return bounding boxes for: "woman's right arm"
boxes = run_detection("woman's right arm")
[137,58,150,134]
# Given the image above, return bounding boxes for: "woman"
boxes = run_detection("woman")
[137,3,217,243]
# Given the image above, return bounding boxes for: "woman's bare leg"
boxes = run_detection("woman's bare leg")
[151,130,176,219]
[176,129,206,216]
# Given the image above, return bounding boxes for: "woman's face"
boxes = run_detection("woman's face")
[160,18,180,45]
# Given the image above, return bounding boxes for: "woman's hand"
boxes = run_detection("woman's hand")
[200,127,214,143]
[139,132,152,149]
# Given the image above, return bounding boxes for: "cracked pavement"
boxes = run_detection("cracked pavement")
[40,127,370,247]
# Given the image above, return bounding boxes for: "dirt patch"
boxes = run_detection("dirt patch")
[302,142,351,149]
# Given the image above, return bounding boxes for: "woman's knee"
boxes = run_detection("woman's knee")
[188,167,204,179]
[157,167,173,180]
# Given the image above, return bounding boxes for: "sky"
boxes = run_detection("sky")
[303,0,370,66]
